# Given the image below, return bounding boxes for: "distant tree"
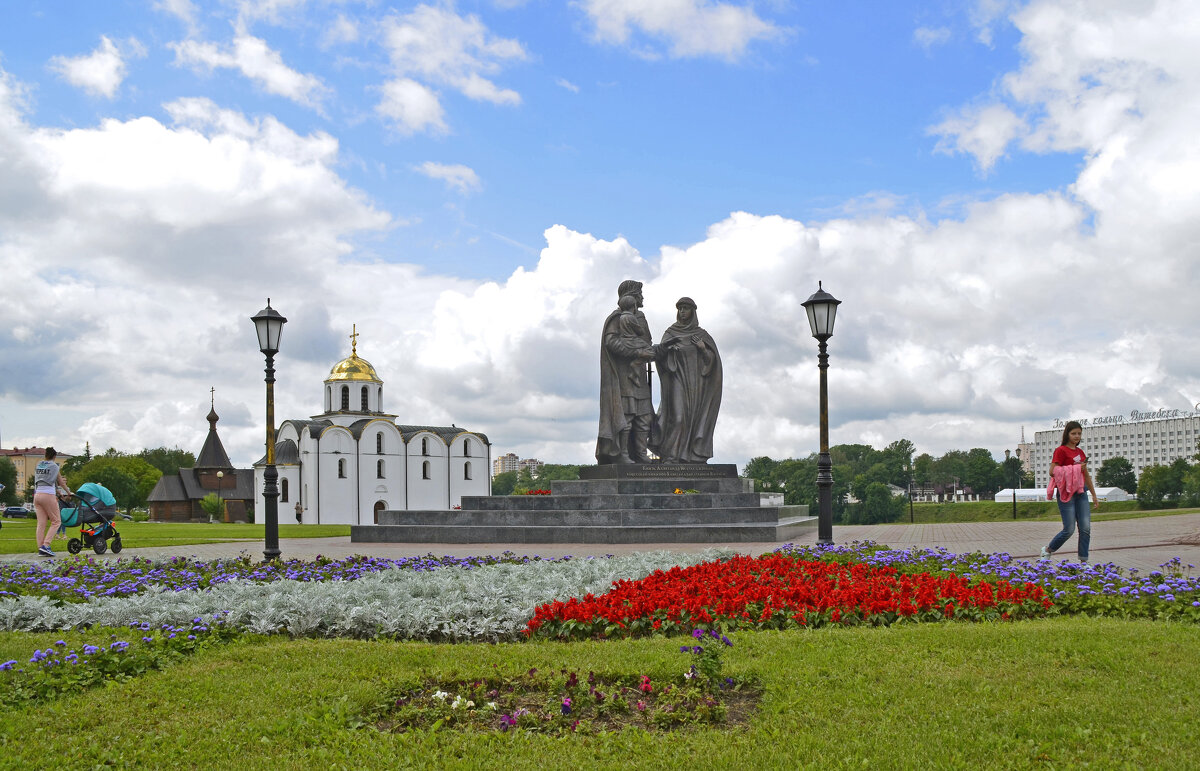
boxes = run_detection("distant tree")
[138,447,196,477]
[1096,456,1137,493]
[69,456,161,510]
[87,466,139,513]
[492,471,518,496]
[199,492,224,520]
[912,453,935,486]
[744,457,781,491]
[1181,464,1200,508]
[963,448,1001,495]
[999,456,1024,490]
[513,466,537,494]
[0,458,17,506]
[535,464,580,483]
[879,439,916,486]
[1137,461,1189,509]
[847,482,904,525]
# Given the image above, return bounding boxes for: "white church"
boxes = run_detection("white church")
[254,332,491,525]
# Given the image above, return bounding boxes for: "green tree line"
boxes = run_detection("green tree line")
[746,440,1033,525]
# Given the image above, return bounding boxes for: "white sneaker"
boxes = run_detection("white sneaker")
[1039,546,1051,560]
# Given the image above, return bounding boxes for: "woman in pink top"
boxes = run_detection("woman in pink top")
[1040,421,1100,562]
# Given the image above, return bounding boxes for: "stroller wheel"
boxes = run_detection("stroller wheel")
[93,537,107,555]
[111,536,122,554]
[67,538,83,554]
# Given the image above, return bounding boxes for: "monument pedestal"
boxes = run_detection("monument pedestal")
[351,464,814,544]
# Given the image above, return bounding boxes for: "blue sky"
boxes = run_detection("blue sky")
[2,1,1074,277]
[1,0,1197,469]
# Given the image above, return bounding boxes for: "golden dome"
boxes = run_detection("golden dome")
[327,353,380,382]
[327,324,380,382]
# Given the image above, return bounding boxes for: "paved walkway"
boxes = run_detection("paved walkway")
[6,513,1199,575]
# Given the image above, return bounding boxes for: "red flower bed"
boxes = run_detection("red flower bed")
[525,553,1051,639]
[521,489,552,495]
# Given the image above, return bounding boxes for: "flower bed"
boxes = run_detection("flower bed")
[372,629,754,734]
[525,552,1051,639]
[0,553,565,603]
[776,542,1200,622]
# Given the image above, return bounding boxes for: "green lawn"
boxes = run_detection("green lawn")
[0,519,350,555]
[1,617,1196,768]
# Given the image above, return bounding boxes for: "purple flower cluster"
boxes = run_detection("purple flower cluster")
[776,541,1200,615]
[0,551,571,603]
[2,614,236,697]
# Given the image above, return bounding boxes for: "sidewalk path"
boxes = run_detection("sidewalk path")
[5,513,1199,575]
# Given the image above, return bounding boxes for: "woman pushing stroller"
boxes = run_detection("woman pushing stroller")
[33,447,70,557]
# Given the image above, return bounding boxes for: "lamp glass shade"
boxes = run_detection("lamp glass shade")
[801,284,841,340]
[251,302,287,354]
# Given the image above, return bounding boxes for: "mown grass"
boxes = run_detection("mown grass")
[1,617,1197,769]
[899,500,1200,524]
[0,520,350,555]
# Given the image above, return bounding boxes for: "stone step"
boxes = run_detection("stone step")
[549,478,751,495]
[351,516,817,544]
[459,492,766,511]
[377,505,809,528]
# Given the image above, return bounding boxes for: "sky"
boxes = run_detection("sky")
[1,0,1198,471]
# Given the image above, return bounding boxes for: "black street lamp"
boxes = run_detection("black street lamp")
[907,461,915,523]
[251,300,287,561]
[801,282,841,546]
[1005,449,1018,520]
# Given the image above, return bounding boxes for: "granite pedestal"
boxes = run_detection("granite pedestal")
[351,464,814,544]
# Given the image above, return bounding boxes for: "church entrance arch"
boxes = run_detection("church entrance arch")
[373,500,386,524]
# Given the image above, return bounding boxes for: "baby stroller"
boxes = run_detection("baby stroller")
[61,482,124,554]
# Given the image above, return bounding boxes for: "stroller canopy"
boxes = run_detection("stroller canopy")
[76,482,117,507]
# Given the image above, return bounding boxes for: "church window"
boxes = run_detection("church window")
[338,458,346,478]
[373,500,385,524]
[464,438,472,457]
[464,461,472,480]
[340,386,349,411]
[326,386,331,411]
[421,437,430,456]
[281,478,289,502]
[377,459,385,479]
[422,460,431,480]
[376,433,384,454]
[361,386,369,411]
[377,387,382,407]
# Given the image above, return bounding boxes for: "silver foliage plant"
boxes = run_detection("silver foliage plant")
[0,550,733,642]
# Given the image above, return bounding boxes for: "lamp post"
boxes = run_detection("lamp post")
[251,300,287,561]
[907,462,915,523]
[215,470,224,524]
[801,282,841,546]
[1005,449,1017,520]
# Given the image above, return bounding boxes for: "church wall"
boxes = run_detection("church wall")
[358,419,403,524]
[447,434,490,507]
[406,432,448,509]
[317,427,358,525]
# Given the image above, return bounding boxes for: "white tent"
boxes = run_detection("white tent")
[994,487,1133,502]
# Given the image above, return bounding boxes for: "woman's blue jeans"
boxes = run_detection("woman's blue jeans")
[1048,493,1091,561]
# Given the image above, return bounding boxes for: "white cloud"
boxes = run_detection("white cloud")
[376,4,526,133]
[155,0,200,33]
[48,36,142,99]
[322,14,360,47]
[414,162,482,194]
[555,77,580,93]
[171,33,330,111]
[913,26,951,52]
[5,0,1200,470]
[579,0,785,60]
[375,78,447,135]
[930,102,1027,173]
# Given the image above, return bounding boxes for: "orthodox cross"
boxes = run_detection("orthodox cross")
[210,386,215,408]
[350,324,359,356]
